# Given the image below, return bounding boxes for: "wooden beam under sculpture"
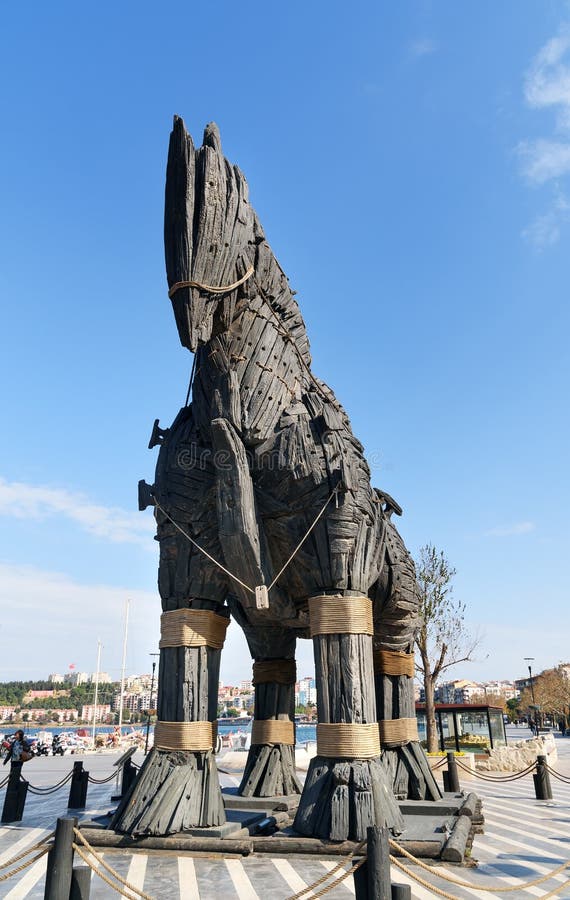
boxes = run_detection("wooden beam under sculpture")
[111,118,441,840]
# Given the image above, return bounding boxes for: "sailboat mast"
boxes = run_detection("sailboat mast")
[91,639,102,746]
[118,598,131,732]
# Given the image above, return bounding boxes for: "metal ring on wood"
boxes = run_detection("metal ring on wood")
[159,608,229,650]
[374,649,415,677]
[379,718,419,746]
[308,596,373,637]
[154,721,217,751]
[251,719,295,746]
[252,659,297,685]
[316,723,381,759]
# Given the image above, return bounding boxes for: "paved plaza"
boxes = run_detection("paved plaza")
[2,726,570,898]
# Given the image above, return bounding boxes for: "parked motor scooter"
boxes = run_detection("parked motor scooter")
[52,734,65,756]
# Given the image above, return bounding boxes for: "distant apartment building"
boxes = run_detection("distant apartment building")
[435,680,481,704]
[296,677,317,707]
[20,708,77,722]
[112,690,154,713]
[90,672,112,684]
[126,674,153,690]
[218,685,240,702]
[481,680,518,700]
[81,704,111,722]
[239,680,253,693]
[219,693,254,714]
[0,706,16,721]
[65,672,89,686]
[48,674,65,684]
[53,709,78,722]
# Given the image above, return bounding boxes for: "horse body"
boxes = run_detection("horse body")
[113,118,441,840]
[158,119,389,623]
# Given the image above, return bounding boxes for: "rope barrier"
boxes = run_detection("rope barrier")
[88,770,119,785]
[545,762,570,784]
[0,832,54,870]
[285,857,366,899]
[541,876,570,898]
[389,854,462,900]
[73,825,364,900]
[26,771,74,794]
[454,758,537,781]
[0,846,50,883]
[73,828,154,900]
[389,836,570,893]
[279,838,366,900]
[73,844,142,899]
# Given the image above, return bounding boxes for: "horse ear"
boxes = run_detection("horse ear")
[203,122,222,154]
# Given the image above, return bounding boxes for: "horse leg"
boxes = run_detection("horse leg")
[112,596,228,835]
[293,589,403,842]
[373,521,442,801]
[237,625,301,798]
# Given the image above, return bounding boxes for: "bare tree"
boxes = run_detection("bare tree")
[520,666,570,729]
[470,691,507,712]
[414,544,479,752]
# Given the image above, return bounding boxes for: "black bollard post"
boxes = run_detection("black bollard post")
[533,754,553,800]
[68,761,89,809]
[44,816,77,900]
[391,885,412,899]
[1,767,28,823]
[121,758,138,796]
[443,752,460,793]
[353,858,369,900]
[366,826,392,900]
[70,865,91,899]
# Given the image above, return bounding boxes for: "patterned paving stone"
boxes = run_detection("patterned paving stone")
[3,729,570,898]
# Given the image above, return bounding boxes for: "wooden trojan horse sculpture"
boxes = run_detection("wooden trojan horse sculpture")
[112,117,441,840]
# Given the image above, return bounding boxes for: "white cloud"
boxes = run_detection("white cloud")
[525,29,570,124]
[484,521,535,538]
[518,25,570,244]
[518,139,570,184]
[0,477,154,548]
[522,193,570,248]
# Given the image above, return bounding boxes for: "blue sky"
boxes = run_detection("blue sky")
[0,2,568,686]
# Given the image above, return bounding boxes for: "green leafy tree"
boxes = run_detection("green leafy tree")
[415,544,479,752]
[506,697,520,723]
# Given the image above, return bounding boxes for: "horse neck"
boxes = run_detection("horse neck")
[192,287,312,441]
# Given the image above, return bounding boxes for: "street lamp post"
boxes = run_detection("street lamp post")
[144,654,159,754]
[524,657,537,733]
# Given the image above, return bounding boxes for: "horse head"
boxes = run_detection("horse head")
[164,117,310,362]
